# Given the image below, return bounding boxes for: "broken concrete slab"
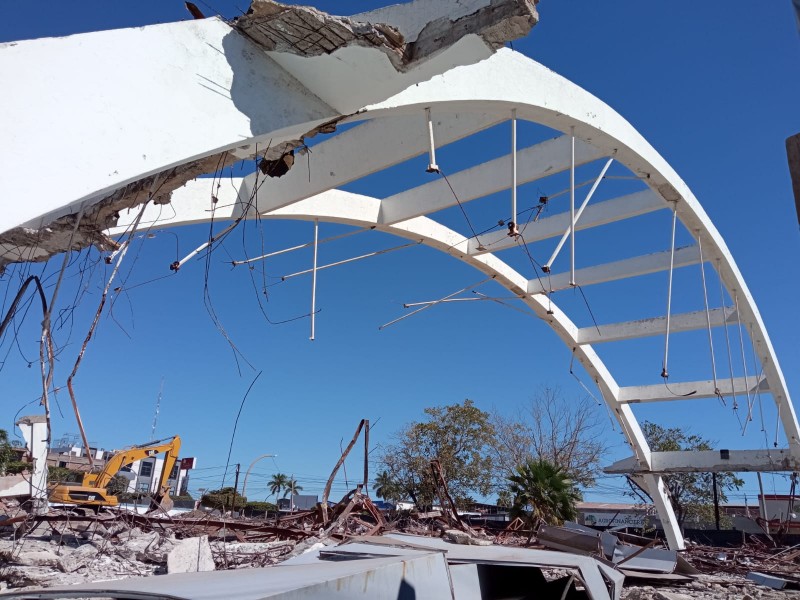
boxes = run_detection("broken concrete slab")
[167,535,215,574]
[442,529,492,546]
[57,542,99,573]
[10,550,61,568]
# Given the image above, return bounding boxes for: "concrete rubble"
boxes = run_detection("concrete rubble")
[2,489,800,599]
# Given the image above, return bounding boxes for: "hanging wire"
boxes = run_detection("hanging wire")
[439,169,482,245]
[734,291,755,434]
[697,233,723,405]
[569,348,602,406]
[717,259,742,425]
[516,232,553,314]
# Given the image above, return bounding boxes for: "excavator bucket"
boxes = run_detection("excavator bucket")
[148,490,174,514]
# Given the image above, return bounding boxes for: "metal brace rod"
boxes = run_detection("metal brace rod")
[543,158,613,271]
[231,228,368,266]
[282,241,420,281]
[510,108,518,236]
[425,107,439,173]
[379,277,493,330]
[310,219,318,341]
[570,127,576,286]
[403,295,522,308]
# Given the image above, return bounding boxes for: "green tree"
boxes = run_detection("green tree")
[508,459,581,532]
[373,470,404,503]
[48,466,84,483]
[0,429,14,475]
[490,387,608,488]
[496,489,513,509]
[200,487,247,511]
[269,473,288,500]
[635,422,743,527]
[380,399,496,510]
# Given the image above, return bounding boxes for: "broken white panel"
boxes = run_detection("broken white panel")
[0,18,337,235]
[267,0,538,114]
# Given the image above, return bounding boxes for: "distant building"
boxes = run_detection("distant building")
[277,494,318,512]
[46,444,192,498]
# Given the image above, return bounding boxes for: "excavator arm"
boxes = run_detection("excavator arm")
[50,435,182,510]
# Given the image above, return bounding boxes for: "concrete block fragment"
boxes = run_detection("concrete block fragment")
[58,543,99,573]
[13,549,61,567]
[167,535,215,574]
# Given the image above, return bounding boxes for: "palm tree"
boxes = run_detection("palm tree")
[283,477,303,498]
[508,459,581,540]
[268,473,288,501]
[373,470,400,502]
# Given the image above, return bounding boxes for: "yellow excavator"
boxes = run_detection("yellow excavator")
[49,435,182,512]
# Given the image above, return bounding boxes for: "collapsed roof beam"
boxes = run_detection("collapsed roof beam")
[467,188,663,255]
[527,244,702,294]
[606,448,800,474]
[577,306,737,345]
[378,136,605,225]
[618,375,768,404]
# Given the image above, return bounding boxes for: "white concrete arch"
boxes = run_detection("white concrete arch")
[3,11,796,549]
[105,49,800,550]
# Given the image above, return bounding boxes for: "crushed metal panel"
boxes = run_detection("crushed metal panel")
[610,545,676,574]
[0,552,454,600]
[384,533,622,600]
[747,571,789,590]
[538,523,603,555]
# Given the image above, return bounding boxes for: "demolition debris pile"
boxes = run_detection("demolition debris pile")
[3,491,800,598]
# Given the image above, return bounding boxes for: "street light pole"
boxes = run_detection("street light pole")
[241,453,277,501]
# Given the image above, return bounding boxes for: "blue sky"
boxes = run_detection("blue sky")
[1,2,799,506]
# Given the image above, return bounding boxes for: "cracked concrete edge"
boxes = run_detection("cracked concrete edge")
[0,0,539,272]
[0,122,340,274]
[236,0,538,71]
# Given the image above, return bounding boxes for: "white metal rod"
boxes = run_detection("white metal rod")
[379,277,493,330]
[231,228,367,266]
[310,219,318,341]
[283,241,419,281]
[662,203,678,378]
[473,291,537,317]
[511,108,518,234]
[543,158,613,270]
[570,127,576,286]
[403,296,521,308]
[176,220,238,269]
[425,108,439,173]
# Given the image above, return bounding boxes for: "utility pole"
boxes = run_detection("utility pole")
[712,472,720,531]
[363,419,370,496]
[231,463,241,514]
